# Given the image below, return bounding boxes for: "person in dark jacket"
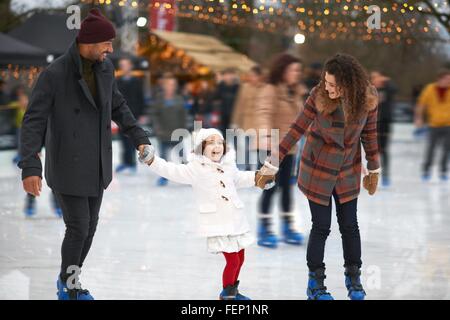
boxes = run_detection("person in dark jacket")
[0,79,13,137]
[151,74,187,186]
[9,85,62,217]
[192,80,214,127]
[115,57,146,173]
[371,70,397,186]
[212,68,240,135]
[0,79,8,106]
[18,9,154,300]
[304,62,322,93]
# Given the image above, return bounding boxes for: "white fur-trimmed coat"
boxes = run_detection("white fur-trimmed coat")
[148,149,256,237]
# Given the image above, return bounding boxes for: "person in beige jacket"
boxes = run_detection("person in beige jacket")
[231,65,265,170]
[254,53,307,248]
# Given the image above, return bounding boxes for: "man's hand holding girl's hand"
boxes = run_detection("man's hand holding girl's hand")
[138,144,155,166]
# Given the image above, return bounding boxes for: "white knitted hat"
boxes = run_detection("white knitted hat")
[193,128,224,150]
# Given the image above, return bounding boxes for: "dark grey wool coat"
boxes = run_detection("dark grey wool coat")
[19,41,150,196]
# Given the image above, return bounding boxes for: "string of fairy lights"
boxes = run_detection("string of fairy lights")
[3,0,448,87]
[79,0,450,45]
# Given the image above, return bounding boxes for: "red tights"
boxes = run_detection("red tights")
[222,249,245,288]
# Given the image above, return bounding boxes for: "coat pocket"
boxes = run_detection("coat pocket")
[232,198,244,209]
[54,134,62,164]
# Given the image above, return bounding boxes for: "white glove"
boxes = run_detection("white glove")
[138,144,155,165]
[260,161,279,175]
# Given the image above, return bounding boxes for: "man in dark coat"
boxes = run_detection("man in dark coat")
[115,57,145,173]
[18,8,155,300]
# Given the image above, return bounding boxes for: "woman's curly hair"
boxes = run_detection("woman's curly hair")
[319,53,370,120]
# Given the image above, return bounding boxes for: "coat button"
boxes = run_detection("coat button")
[221,195,229,201]
[217,168,224,173]
[74,108,80,114]
[220,181,225,188]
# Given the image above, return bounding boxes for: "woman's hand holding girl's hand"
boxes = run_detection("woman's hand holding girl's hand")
[255,171,276,190]
[261,160,279,175]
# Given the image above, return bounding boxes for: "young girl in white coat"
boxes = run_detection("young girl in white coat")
[141,128,274,300]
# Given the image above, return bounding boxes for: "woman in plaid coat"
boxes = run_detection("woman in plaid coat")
[262,53,381,300]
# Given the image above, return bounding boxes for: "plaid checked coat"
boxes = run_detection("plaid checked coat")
[276,84,380,206]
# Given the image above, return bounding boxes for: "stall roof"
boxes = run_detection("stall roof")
[9,12,78,56]
[151,30,257,72]
[0,32,48,66]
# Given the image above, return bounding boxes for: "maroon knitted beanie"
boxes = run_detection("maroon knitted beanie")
[77,8,116,44]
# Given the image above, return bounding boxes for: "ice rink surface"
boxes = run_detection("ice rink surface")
[0,124,449,300]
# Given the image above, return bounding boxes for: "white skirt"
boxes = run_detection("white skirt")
[206,232,255,254]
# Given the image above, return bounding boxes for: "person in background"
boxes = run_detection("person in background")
[0,79,9,106]
[291,70,309,185]
[151,74,187,186]
[415,69,450,181]
[9,85,62,218]
[10,85,28,164]
[371,70,397,187]
[304,62,323,93]
[151,72,163,99]
[254,53,305,248]
[212,68,240,136]
[115,58,146,174]
[0,79,13,138]
[181,81,195,131]
[231,65,265,170]
[192,79,214,127]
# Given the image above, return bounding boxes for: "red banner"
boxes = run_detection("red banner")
[149,0,176,31]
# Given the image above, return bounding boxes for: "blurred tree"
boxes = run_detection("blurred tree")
[0,0,33,32]
[395,0,449,35]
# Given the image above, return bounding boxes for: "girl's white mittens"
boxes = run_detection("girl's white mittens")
[139,145,156,165]
[261,161,279,175]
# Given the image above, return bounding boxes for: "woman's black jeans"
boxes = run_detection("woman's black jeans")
[306,189,362,272]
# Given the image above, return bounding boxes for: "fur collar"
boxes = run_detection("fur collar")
[313,84,378,120]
